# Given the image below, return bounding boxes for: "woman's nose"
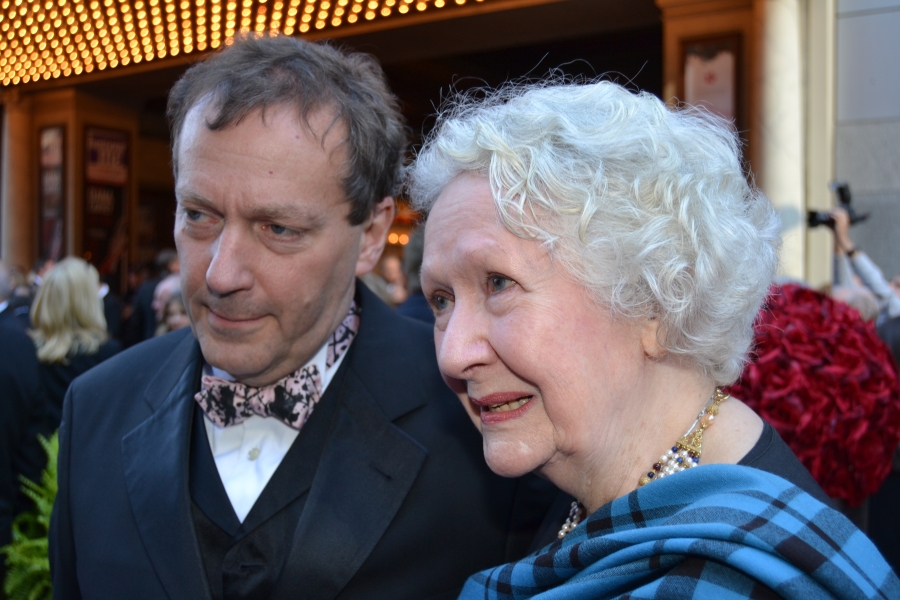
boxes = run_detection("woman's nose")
[435,301,493,380]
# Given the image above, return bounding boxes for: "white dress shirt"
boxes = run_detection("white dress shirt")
[202,340,349,522]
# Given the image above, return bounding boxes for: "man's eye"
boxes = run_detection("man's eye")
[489,275,513,292]
[270,224,289,236]
[185,209,205,221]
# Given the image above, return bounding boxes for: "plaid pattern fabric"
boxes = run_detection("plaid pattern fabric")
[461,465,899,600]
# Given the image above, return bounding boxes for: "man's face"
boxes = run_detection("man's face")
[174,102,392,387]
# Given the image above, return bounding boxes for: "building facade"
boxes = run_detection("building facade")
[1,0,894,290]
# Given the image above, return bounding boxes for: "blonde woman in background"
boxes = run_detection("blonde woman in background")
[30,257,121,429]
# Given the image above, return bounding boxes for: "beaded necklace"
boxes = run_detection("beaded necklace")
[557,388,728,539]
[638,388,728,487]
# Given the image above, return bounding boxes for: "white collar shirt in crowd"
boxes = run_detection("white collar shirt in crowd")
[202,335,351,522]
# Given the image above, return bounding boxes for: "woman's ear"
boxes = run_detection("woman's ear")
[640,317,667,359]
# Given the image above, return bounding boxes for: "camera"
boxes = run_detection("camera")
[807,182,869,229]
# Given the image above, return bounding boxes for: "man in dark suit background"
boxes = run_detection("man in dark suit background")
[50,35,557,600]
[123,248,180,346]
[1,324,50,592]
[0,261,29,331]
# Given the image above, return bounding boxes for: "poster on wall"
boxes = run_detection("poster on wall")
[39,126,65,261]
[683,35,740,127]
[84,127,129,286]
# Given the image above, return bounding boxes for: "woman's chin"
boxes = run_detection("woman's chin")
[483,446,540,479]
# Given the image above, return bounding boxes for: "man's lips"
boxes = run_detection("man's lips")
[470,392,535,423]
[206,308,265,326]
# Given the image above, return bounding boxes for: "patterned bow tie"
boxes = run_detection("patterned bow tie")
[195,301,360,429]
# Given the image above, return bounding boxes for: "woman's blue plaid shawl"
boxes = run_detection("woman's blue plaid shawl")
[461,465,898,599]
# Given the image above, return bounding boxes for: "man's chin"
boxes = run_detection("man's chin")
[196,335,262,381]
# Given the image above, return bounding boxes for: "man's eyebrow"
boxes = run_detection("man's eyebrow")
[175,189,214,209]
[245,203,325,225]
[178,192,328,226]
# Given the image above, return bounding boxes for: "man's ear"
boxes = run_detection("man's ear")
[641,316,667,359]
[355,196,395,276]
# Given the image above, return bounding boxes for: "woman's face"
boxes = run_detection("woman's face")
[421,175,649,482]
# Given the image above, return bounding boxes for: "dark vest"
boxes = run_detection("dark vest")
[189,361,347,600]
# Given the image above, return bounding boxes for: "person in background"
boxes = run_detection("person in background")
[380,254,408,307]
[123,248,179,347]
[0,260,27,330]
[29,257,55,296]
[395,227,433,324]
[833,206,900,326]
[832,285,880,322]
[0,322,48,594]
[157,291,191,335]
[360,255,406,308]
[99,274,124,341]
[410,80,897,598]
[30,257,121,430]
[150,273,181,334]
[123,264,150,311]
[5,265,32,328]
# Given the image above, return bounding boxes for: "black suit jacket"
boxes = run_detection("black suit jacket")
[122,276,161,347]
[1,325,50,580]
[50,284,557,600]
[0,303,29,331]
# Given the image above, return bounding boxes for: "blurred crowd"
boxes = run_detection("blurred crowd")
[0,248,193,583]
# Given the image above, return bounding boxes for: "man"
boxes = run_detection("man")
[150,273,181,334]
[50,35,556,600]
[1,323,49,590]
[123,248,180,346]
[0,261,29,330]
[29,257,55,295]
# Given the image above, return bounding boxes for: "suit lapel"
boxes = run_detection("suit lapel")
[272,370,427,600]
[121,334,212,600]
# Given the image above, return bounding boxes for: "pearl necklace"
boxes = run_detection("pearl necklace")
[557,389,728,539]
[557,501,586,539]
[639,388,728,487]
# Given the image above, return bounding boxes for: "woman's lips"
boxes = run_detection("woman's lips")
[470,392,535,424]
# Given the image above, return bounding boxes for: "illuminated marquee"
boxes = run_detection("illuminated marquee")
[0,0,486,85]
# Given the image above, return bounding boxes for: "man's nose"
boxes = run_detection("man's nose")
[205,225,254,296]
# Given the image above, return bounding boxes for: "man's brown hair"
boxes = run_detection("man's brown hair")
[167,34,407,225]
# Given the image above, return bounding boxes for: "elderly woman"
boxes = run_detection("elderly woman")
[30,257,121,429]
[409,82,897,599]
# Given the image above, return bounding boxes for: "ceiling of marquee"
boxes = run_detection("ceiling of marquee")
[0,0,500,86]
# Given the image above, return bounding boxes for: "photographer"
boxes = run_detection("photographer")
[832,206,900,325]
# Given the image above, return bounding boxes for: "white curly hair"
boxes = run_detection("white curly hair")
[406,81,781,385]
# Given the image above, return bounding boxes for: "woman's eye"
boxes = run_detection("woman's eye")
[489,275,513,292]
[429,293,452,312]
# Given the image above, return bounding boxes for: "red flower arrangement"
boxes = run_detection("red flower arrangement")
[725,283,900,506]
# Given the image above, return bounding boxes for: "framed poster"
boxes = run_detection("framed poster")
[682,34,741,129]
[39,126,65,261]
[84,127,129,284]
